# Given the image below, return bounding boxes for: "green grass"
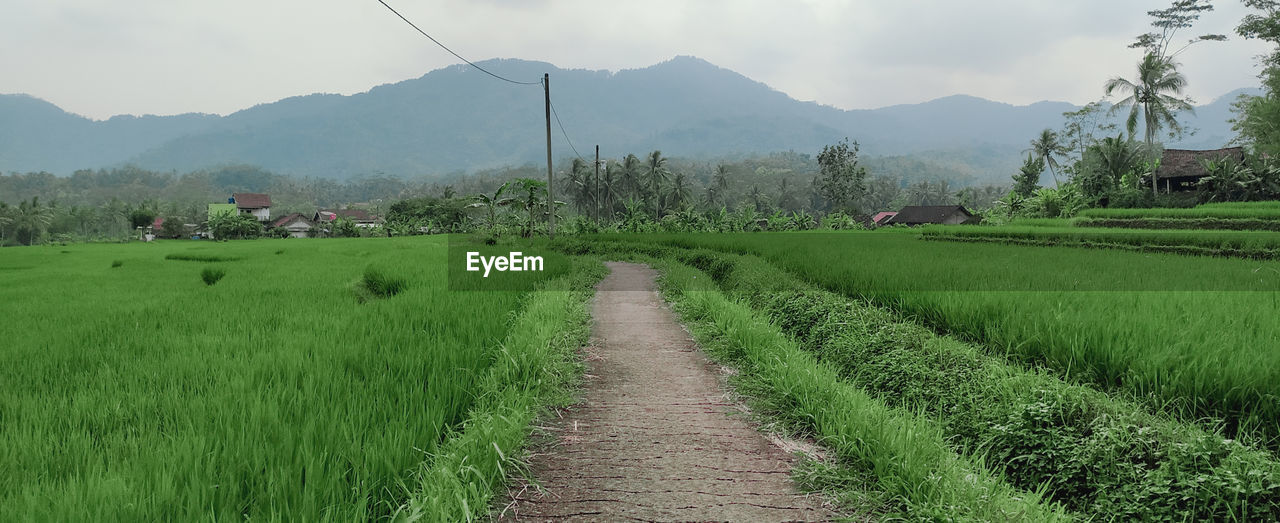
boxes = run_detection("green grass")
[668,246,1280,519]
[1079,205,1280,220]
[165,252,244,262]
[922,225,1280,259]
[0,237,575,520]
[584,232,1280,450]
[654,259,1069,520]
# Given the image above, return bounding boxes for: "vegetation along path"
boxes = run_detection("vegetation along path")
[505,262,833,521]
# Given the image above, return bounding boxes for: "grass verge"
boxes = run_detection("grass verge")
[392,257,607,522]
[653,257,1069,521]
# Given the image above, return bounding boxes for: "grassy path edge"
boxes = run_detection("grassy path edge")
[393,258,607,522]
[652,258,1070,521]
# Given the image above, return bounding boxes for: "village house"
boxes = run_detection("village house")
[884,205,979,226]
[1154,147,1246,192]
[314,209,383,228]
[871,211,898,227]
[232,193,272,222]
[270,213,315,238]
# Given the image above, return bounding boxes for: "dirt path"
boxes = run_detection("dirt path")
[503,262,833,522]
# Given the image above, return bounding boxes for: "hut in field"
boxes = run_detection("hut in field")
[885,205,979,226]
[1155,147,1246,192]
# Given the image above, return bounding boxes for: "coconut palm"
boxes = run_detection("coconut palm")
[713,164,731,205]
[646,150,670,220]
[668,171,691,211]
[1105,53,1195,195]
[1027,129,1068,188]
[619,154,643,201]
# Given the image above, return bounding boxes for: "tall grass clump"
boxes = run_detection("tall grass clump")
[361,265,407,298]
[111,260,123,268]
[165,253,243,262]
[201,267,225,286]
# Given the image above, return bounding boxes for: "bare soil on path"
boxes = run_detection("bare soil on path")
[503,262,834,522]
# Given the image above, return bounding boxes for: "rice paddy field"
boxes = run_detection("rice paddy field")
[0,237,595,520]
[592,232,1280,449]
[921,225,1280,258]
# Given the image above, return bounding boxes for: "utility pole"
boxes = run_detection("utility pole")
[543,73,554,238]
[594,145,600,224]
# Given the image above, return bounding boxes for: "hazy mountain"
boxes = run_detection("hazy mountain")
[0,56,1255,185]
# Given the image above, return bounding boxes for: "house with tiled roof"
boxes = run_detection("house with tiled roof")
[885,205,979,226]
[271,213,315,238]
[232,193,272,222]
[314,209,383,227]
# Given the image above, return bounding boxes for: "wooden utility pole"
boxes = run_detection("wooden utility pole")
[594,145,601,224]
[543,73,554,238]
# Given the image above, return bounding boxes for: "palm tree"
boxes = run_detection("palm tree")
[668,171,691,211]
[620,154,643,201]
[13,197,53,246]
[1105,53,1194,195]
[713,164,731,206]
[748,185,765,212]
[646,150,669,220]
[466,181,512,234]
[567,158,592,214]
[1027,129,1067,188]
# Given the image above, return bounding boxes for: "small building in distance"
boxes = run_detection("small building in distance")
[871,211,898,227]
[314,209,382,228]
[1155,147,1246,192]
[232,193,272,222]
[271,213,315,238]
[885,205,980,226]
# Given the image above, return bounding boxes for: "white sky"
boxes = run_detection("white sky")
[1,0,1272,120]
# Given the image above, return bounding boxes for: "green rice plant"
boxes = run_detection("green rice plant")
[664,247,1280,519]
[361,265,406,298]
[1074,216,1280,231]
[395,258,605,521]
[165,252,243,262]
[921,225,1280,259]
[654,259,1069,521]
[201,267,226,286]
[0,236,562,520]
[111,260,123,268]
[1078,206,1280,220]
[586,232,1280,450]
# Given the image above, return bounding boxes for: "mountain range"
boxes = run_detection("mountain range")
[0,56,1257,185]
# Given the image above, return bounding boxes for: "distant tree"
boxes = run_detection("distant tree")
[713,164,731,205]
[1106,53,1194,195]
[12,198,53,245]
[668,171,691,211]
[1061,101,1118,163]
[161,216,188,239]
[1233,1,1280,156]
[815,138,868,212]
[619,154,643,202]
[207,212,262,240]
[128,207,157,230]
[388,196,469,231]
[1130,0,1226,61]
[645,151,670,220]
[1012,154,1045,197]
[748,185,766,212]
[1027,129,1068,188]
[465,182,512,234]
[776,177,801,212]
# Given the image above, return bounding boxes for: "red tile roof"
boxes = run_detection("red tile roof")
[271,213,312,228]
[316,209,377,221]
[232,193,272,209]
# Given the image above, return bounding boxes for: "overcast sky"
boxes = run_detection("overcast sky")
[2,1,1272,120]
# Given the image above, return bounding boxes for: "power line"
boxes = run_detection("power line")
[549,97,588,162]
[375,0,541,86]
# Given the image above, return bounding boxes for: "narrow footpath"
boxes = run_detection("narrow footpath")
[504,262,833,521]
